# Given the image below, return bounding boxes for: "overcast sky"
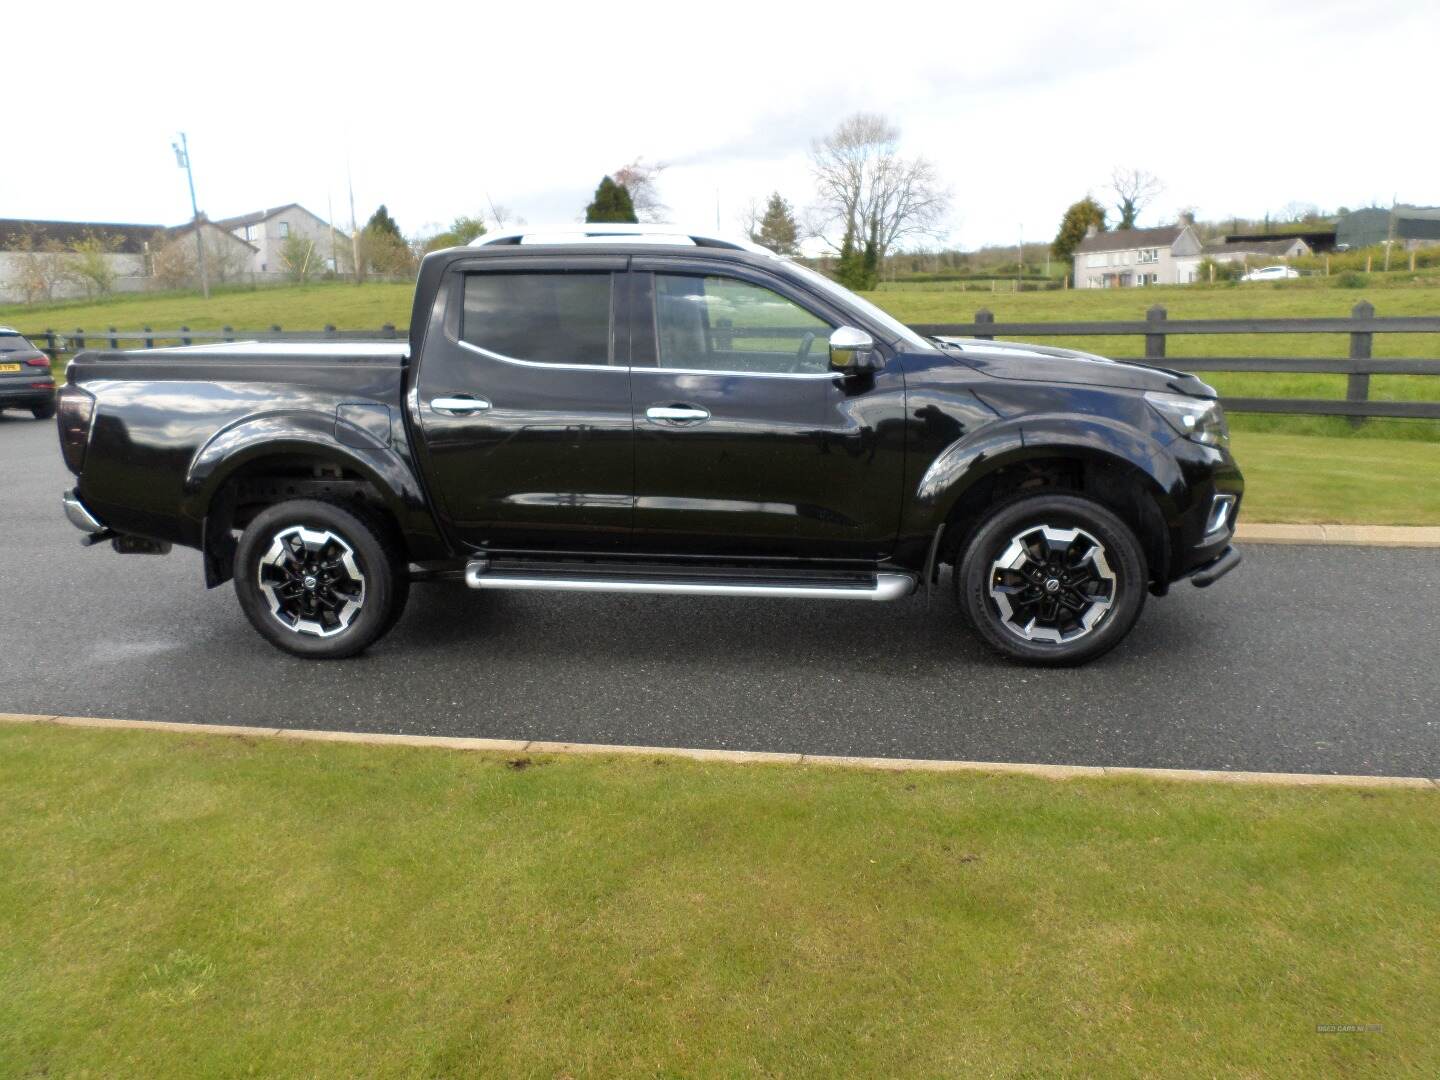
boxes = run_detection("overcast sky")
[7,0,1435,250]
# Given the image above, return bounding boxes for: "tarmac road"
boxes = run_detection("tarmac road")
[2,411,1436,777]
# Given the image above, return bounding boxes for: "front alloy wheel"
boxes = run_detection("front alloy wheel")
[988,524,1116,644]
[959,493,1147,666]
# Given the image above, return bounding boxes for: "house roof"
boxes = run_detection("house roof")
[214,203,346,237]
[1203,238,1305,256]
[1074,225,1185,254]
[0,218,166,254]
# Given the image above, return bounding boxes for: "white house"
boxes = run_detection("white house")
[215,204,349,276]
[1073,224,1204,287]
[0,217,256,303]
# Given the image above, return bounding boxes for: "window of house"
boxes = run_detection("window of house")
[461,272,612,366]
[243,225,254,241]
[1138,248,1159,263]
[652,274,834,375]
[1086,253,1106,268]
[278,222,290,238]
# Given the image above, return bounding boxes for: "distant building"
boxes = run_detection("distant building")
[1201,236,1312,266]
[0,216,255,304]
[1336,205,1440,250]
[214,204,349,275]
[1073,224,1203,287]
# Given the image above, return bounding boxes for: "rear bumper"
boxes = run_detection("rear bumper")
[62,489,106,535]
[0,382,55,407]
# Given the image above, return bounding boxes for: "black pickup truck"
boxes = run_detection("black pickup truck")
[57,225,1241,665]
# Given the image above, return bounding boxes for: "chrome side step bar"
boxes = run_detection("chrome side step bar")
[464,562,916,601]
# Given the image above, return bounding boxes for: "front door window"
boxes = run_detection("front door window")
[653,274,833,375]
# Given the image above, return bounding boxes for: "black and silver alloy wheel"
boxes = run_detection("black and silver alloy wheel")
[958,492,1147,667]
[257,525,367,638]
[988,525,1115,644]
[234,499,406,659]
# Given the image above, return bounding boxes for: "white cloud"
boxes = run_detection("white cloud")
[5,0,1436,248]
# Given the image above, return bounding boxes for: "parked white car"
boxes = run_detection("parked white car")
[1241,265,1300,282]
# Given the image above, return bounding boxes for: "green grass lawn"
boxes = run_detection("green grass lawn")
[1231,431,1440,525]
[1,723,1436,1078]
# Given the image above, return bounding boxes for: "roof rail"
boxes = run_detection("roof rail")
[470,223,778,257]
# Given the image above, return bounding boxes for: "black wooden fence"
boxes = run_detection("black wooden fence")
[915,301,1440,420]
[22,301,1440,420]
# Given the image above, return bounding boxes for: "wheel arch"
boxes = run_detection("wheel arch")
[917,416,1181,584]
[184,412,440,587]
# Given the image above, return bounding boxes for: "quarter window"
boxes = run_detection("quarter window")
[652,274,833,375]
[462,272,613,366]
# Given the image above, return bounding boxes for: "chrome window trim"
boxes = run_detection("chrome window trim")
[640,365,837,381]
[455,337,628,373]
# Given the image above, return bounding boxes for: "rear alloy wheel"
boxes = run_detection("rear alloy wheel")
[958,493,1146,666]
[32,400,56,420]
[234,499,405,659]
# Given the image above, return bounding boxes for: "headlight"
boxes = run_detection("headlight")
[1145,391,1229,447]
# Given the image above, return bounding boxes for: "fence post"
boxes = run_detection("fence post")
[324,324,337,339]
[1145,305,1167,361]
[108,327,118,350]
[75,329,86,352]
[1347,300,1373,427]
[223,326,234,343]
[382,323,396,339]
[43,330,56,359]
[181,325,191,347]
[974,308,995,341]
[270,325,281,337]
[144,326,154,349]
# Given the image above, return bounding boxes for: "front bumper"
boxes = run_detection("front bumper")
[1188,544,1241,588]
[62,489,106,535]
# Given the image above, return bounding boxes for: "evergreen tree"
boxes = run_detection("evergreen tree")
[365,204,404,241]
[585,176,638,224]
[753,193,800,255]
[835,220,865,290]
[860,219,880,289]
[1051,196,1107,263]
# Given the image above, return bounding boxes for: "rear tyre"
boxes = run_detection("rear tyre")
[31,401,56,420]
[233,499,404,659]
[957,493,1147,667]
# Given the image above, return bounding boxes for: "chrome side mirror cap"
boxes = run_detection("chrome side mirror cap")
[828,326,878,375]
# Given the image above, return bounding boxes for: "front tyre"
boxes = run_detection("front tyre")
[32,400,57,420]
[234,499,404,659]
[958,493,1147,667]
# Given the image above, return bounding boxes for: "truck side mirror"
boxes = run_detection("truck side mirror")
[828,326,878,375]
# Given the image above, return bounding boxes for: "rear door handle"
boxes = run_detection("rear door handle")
[646,406,710,423]
[430,395,492,416]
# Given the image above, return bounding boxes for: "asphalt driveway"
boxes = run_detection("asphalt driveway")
[2,411,1436,776]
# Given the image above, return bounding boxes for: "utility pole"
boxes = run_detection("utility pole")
[327,194,338,275]
[347,160,362,284]
[172,132,209,299]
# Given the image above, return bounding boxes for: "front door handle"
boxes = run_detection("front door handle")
[431,395,492,416]
[646,405,710,423]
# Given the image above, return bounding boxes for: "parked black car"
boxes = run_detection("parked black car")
[0,328,57,419]
[56,225,1242,665]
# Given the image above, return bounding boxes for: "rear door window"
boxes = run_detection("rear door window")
[461,272,614,366]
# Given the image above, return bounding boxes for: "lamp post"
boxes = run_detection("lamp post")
[172,132,209,299]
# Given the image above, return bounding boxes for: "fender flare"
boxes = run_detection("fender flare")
[913,413,1183,534]
[182,410,431,539]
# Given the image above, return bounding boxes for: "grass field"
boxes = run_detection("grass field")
[2,722,1436,1078]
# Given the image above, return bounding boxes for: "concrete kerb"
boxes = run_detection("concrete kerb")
[3,712,1435,789]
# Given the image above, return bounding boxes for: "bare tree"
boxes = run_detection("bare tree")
[4,235,70,303]
[1109,167,1163,230]
[809,113,950,257]
[613,158,669,222]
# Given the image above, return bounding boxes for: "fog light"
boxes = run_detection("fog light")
[1205,494,1236,537]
